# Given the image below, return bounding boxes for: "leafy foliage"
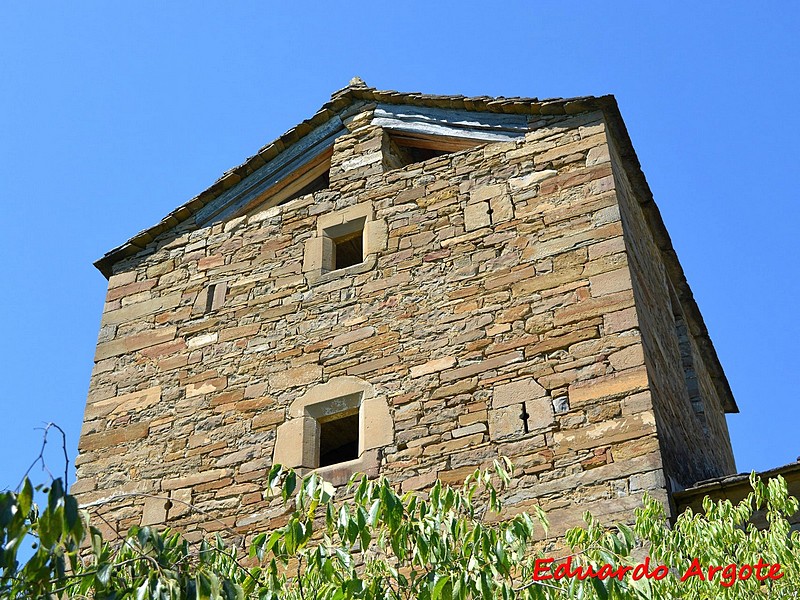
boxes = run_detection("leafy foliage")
[0,461,797,599]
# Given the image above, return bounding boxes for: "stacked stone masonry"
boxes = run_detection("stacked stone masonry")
[75,89,737,544]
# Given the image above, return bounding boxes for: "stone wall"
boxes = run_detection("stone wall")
[75,103,723,543]
[608,136,736,493]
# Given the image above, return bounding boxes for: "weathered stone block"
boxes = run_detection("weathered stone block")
[78,422,150,451]
[85,386,161,421]
[488,405,524,441]
[470,184,506,203]
[568,367,649,407]
[332,326,375,347]
[141,496,169,526]
[362,396,393,450]
[553,413,656,452]
[490,195,514,223]
[493,378,547,409]
[185,377,227,398]
[589,267,632,297]
[270,364,322,392]
[410,356,456,378]
[162,469,232,491]
[94,326,177,361]
[464,202,490,231]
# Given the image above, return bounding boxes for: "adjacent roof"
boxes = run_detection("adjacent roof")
[673,460,800,506]
[93,79,739,414]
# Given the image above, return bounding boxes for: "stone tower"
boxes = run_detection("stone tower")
[74,82,737,540]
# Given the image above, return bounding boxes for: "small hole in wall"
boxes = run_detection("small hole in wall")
[319,411,359,467]
[399,146,451,165]
[519,402,530,434]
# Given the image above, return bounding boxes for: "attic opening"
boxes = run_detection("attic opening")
[318,409,360,467]
[383,131,483,170]
[241,148,332,218]
[282,169,330,204]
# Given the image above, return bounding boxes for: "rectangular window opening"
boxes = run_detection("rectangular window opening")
[203,281,227,313]
[204,284,216,314]
[318,411,360,467]
[384,131,483,170]
[322,216,367,273]
[333,229,364,270]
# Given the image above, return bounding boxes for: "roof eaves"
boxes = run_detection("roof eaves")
[93,85,592,277]
[593,95,739,414]
[673,460,800,503]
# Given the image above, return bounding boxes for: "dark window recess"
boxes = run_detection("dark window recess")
[278,170,330,206]
[203,281,227,313]
[384,132,482,170]
[400,146,451,165]
[319,412,359,467]
[333,230,364,270]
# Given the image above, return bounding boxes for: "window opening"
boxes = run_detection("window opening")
[322,216,366,273]
[203,282,227,314]
[318,410,359,467]
[400,146,451,165]
[519,402,530,434]
[204,285,216,313]
[384,131,483,169]
[333,229,364,270]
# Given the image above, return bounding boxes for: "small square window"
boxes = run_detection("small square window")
[303,206,385,284]
[333,229,364,270]
[318,409,360,467]
[322,216,366,273]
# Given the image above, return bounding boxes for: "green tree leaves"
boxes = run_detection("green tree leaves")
[0,465,797,599]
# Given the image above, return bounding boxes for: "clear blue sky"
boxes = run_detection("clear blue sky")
[1,2,798,491]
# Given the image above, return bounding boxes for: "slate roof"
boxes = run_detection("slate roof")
[92,79,739,415]
[674,460,800,502]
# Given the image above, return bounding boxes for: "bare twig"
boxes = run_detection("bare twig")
[17,422,70,491]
